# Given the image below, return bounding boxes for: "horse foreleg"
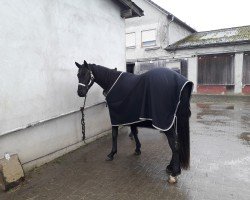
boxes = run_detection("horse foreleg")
[106,126,118,161]
[128,131,134,140]
[131,125,141,155]
[165,127,181,183]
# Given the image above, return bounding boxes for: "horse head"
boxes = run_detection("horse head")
[75,60,94,97]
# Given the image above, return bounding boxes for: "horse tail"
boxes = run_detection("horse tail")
[177,83,192,170]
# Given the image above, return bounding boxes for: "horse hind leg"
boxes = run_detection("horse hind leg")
[164,127,181,183]
[131,124,141,155]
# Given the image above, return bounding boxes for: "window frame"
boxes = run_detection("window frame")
[125,32,136,49]
[141,29,157,47]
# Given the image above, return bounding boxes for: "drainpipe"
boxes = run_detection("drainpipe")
[166,15,174,47]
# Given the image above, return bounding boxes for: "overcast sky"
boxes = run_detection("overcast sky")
[151,0,249,32]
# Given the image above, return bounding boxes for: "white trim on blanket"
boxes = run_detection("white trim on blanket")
[111,80,193,132]
[106,72,124,97]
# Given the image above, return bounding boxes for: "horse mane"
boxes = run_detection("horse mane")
[89,64,122,92]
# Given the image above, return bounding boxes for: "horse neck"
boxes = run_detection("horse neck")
[89,64,122,91]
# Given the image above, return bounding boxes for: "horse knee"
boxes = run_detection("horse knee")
[130,125,138,135]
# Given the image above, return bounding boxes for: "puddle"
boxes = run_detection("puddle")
[224,105,234,110]
[197,114,230,123]
[241,115,250,124]
[196,103,236,124]
[239,132,250,142]
[196,103,234,110]
[196,103,211,109]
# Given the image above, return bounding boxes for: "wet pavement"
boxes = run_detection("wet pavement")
[1,101,250,200]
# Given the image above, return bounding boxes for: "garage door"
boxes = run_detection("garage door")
[198,54,234,85]
[243,52,250,85]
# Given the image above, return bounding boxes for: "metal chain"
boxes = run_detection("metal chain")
[79,70,94,141]
[80,96,87,141]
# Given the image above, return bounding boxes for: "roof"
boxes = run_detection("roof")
[166,25,250,50]
[114,0,144,18]
[145,0,196,33]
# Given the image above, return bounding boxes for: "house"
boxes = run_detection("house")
[166,25,250,94]
[0,0,143,171]
[125,0,196,76]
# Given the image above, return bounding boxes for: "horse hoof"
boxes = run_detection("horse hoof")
[168,175,177,184]
[166,165,173,174]
[134,150,141,155]
[105,156,113,161]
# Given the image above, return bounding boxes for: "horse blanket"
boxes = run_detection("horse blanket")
[106,68,193,131]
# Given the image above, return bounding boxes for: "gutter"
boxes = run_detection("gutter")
[166,15,175,47]
[166,40,250,51]
[145,0,196,33]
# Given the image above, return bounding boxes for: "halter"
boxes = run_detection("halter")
[78,70,95,90]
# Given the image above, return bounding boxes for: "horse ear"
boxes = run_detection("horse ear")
[75,62,82,68]
[84,60,89,69]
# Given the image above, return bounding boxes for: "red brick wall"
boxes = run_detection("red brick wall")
[197,85,227,94]
[242,85,250,94]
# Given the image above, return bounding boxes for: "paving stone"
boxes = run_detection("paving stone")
[0,102,250,199]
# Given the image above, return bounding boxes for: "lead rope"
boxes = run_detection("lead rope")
[79,70,95,141]
[80,96,87,141]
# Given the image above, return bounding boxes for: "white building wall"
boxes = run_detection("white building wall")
[0,0,126,170]
[125,0,193,62]
[188,57,198,93]
[234,53,244,93]
[169,22,193,45]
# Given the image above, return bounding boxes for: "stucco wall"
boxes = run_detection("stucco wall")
[125,0,193,61]
[169,22,192,45]
[0,0,126,169]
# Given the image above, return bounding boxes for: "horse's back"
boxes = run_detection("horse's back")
[106,67,193,130]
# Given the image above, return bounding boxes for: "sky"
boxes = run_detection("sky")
[151,0,250,32]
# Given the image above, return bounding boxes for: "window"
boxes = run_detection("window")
[126,32,136,48]
[141,29,156,47]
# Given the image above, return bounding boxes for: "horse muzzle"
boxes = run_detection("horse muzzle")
[77,86,88,97]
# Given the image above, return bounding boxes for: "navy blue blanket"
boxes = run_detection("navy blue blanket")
[106,68,193,131]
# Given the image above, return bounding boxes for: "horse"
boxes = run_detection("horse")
[75,60,193,183]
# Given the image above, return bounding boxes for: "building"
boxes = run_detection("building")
[125,0,196,76]
[0,0,143,171]
[166,26,250,94]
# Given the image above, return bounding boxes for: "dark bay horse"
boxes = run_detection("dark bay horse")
[75,60,193,183]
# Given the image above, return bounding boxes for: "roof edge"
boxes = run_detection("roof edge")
[165,40,250,51]
[145,0,196,33]
[114,0,144,18]
[194,24,250,34]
